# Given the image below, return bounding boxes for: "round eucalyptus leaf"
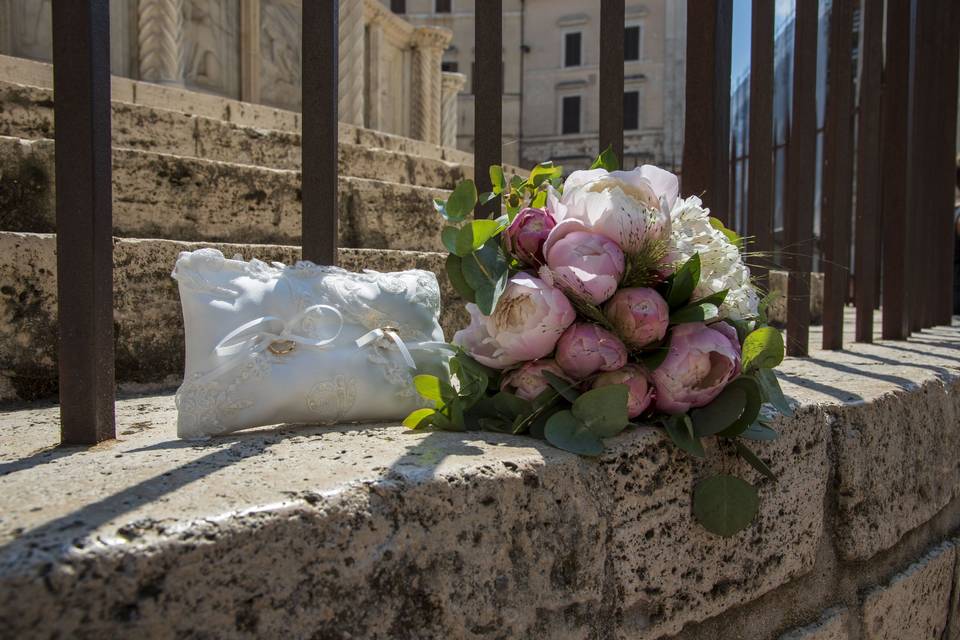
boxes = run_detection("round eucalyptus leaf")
[445,254,476,303]
[445,180,478,221]
[742,327,785,372]
[692,474,759,537]
[664,415,705,458]
[691,385,747,438]
[571,384,630,438]
[545,410,605,456]
[717,377,763,437]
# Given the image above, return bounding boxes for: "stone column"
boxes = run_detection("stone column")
[137,0,184,86]
[440,71,466,149]
[410,26,451,145]
[365,15,384,131]
[338,0,365,127]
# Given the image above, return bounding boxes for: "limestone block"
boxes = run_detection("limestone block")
[597,407,828,639]
[861,542,956,640]
[779,608,849,640]
[949,537,960,640]
[0,233,464,402]
[767,270,825,326]
[828,380,960,560]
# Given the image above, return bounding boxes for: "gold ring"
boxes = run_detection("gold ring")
[268,339,297,355]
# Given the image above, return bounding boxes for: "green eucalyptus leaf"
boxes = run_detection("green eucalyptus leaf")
[489,165,506,193]
[692,474,759,537]
[446,180,478,221]
[735,441,777,481]
[529,162,562,187]
[590,145,620,171]
[403,407,436,429]
[717,377,763,437]
[754,368,794,417]
[445,254,476,303]
[510,174,526,191]
[531,190,548,208]
[740,421,779,441]
[441,225,460,255]
[461,240,510,314]
[473,270,509,317]
[709,217,742,249]
[492,391,532,420]
[544,410,605,456]
[571,384,630,438]
[742,326,785,372]
[670,302,720,324]
[690,289,729,308]
[455,219,505,255]
[667,253,701,309]
[478,191,500,205]
[690,384,747,438]
[664,414,705,458]
[543,370,580,403]
[413,374,456,405]
[638,335,672,372]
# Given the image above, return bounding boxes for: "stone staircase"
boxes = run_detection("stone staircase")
[0,69,504,402]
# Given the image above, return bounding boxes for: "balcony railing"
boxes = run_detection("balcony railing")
[51,0,960,444]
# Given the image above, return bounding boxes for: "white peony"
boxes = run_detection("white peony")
[668,196,760,321]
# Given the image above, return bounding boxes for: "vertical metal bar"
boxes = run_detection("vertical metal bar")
[821,0,855,349]
[302,1,339,264]
[784,0,819,357]
[682,0,733,225]
[747,0,774,289]
[474,0,502,218]
[52,0,115,444]
[907,0,929,333]
[599,0,625,163]
[854,0,882,343]
[880,0,911,339]
[933,0,959,325]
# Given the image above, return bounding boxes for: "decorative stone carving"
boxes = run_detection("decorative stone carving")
[441,71,465,149]
[338,0,364,126]
[182,0,240,98]
[138,0,184,85]
[258,0,301,111]
[411,26,450,146]
[1,0,51,62]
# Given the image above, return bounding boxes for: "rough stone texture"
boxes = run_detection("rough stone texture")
[779,608,849,640]
[949,537,960,640]
[860,542,956,640]
[0,136,451,251]
[767,271,825,326]
[0,232,465,402]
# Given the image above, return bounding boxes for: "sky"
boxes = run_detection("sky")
[730,0,797,88]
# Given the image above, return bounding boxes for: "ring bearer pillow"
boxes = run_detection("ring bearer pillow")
[173,249,450,438]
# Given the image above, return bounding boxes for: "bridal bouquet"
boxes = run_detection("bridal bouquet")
[404,150,791,536]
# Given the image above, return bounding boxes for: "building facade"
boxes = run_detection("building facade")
[390,0,687,171]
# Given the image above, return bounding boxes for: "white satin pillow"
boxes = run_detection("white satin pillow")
[172,249,449,438]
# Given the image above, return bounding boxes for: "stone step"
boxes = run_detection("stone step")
[0,136,451,252]
[0,80,475,189]
[0,232,466,404]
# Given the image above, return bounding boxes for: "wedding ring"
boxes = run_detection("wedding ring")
[268,339,297,355]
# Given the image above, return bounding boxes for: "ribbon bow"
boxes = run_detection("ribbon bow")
[215,304,344,358]
[355,327,417,369]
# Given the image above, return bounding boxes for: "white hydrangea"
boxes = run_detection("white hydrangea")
[668,196,760,321]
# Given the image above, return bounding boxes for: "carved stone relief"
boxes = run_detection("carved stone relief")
[258,0,300,111]
[182,0,240,98]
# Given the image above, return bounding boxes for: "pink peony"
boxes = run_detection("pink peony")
[603,287,670,348]
[546,165,678,253]
[544,224,625,304]
[592,364,654,418]
[500,360,568,401]
[651,322,742,414]
[504,207,556,266]
[555,322,628,379]
[452,274,575,369]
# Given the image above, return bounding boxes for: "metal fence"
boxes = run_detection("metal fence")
[50,0,959,444]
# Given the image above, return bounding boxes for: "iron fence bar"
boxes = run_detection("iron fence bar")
[784,0,819,357]
[52,0,116,444]
[598,0,624,163]
[682,0,732,226]
[880,0,911,340]
[301,1,339,264]
[853,0,882,342]
[746,0,774,289]
[474,0,502,219]
[933,0,959,326]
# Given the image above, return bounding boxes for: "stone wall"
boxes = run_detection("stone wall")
[0,0,458,145]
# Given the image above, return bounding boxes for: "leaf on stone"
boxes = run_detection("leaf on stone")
[545,410,605,456]
[572,384,630,438]
[717,377,763,437]
[667,253,701,309]
[753,368,794,417]
[734,441,777,481]
[742,326,785,372]
[740,421,779,441]
[692,474,759,537]
[445,180,478,221]
[664,414,705,458]
[403,408,436,429]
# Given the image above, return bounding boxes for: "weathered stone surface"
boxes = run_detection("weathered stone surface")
[779,608,849,640]
[767,271,825,326]
[0,232,464,402]
[860,542,956,640]
[0,136,450,251]
[949,537,960,640]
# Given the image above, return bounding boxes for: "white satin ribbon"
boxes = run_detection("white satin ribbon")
[214,304,345,357]
[355,327,417,369]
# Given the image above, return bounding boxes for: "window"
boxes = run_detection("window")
[561,95,581,134]
[563,32,582,67]
[435,0,451,13]
[442,61,459,73]
[390,0,406,13]
[624,90,640,130]
[624,25,641,61]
